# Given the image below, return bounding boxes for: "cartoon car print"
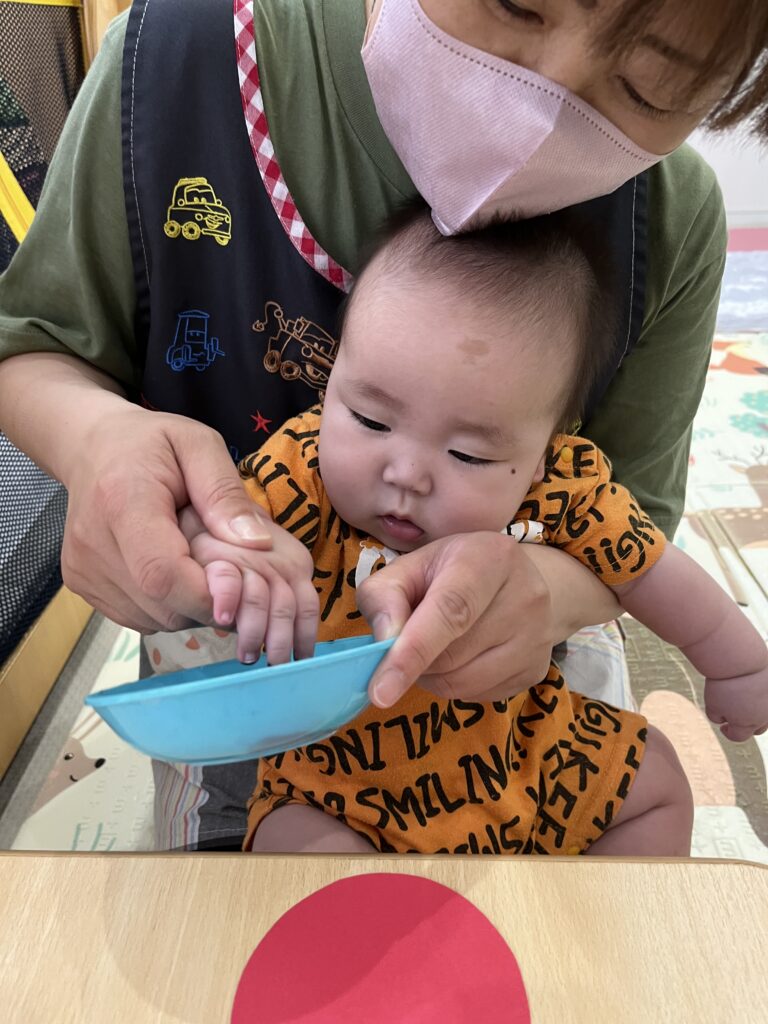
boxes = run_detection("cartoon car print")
[163,177,231,246]
[252,301,339,394]
[166,310,224,372]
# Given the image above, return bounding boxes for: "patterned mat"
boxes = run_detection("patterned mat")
[12,628,152,852]
[625,619,768,863]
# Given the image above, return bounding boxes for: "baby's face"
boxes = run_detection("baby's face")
[318,271,564,553]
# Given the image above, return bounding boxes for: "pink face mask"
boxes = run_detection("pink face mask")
[362,0,665,234]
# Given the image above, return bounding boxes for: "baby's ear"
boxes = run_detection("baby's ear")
[532,453,547,483]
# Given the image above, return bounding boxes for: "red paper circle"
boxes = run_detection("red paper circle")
[232,873,530,1023]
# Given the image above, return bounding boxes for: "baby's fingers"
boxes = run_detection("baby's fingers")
[705,670,768,743]
[719,722,758,743]
[264,574,297,666]
[204,560,243,628]
[236,569,271,664]
[292,575,320,662]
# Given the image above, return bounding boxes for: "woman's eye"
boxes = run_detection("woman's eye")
[619,78,671,119]
[351,410,390,432]
[496,0,543,25]
[450,450,493,466]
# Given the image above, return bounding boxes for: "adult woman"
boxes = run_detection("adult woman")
[0,0,766,850]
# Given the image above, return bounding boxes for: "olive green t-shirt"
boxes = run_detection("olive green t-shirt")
[0,0,726,538]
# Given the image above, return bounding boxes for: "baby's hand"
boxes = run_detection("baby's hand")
[179,506,318,664]
[705,666,768,742]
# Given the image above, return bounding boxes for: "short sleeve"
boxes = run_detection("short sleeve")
[584,147,727,539]
[0,13,140,388]
[515,436,666,585]
[238,407,325,552]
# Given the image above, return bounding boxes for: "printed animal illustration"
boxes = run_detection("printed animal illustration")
[31,712,106,813]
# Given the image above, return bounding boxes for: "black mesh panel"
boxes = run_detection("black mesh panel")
[0,2,85,271]
[0,434,67,664]
[0,3,85,162]
[0,3,85,659]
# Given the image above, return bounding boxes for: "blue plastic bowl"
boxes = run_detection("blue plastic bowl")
[85,634,394,765]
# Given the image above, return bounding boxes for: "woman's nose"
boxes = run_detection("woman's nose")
[524,31,596,101]
[382,455,432,496]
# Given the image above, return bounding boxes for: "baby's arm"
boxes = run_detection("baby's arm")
[614,544,768,741]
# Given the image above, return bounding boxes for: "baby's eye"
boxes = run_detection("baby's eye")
[449,450,493,466]
[351,410,390,432]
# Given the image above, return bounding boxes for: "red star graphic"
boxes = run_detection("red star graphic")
[250,410,272,434]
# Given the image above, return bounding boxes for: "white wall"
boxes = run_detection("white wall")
[689,128,768,228]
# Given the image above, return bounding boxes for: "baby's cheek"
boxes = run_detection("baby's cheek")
[323,450,371,522]
[445,476,521,535]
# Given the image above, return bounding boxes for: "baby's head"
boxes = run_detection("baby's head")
[318,206,615,552]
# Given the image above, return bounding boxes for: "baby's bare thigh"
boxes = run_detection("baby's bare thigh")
[251,804,375,854]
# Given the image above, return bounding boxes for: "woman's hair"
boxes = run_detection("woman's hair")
[342,203,618,433]
[599,0,768,137]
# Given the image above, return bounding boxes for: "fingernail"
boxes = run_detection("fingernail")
[373,613,399,641]
[230,515,269,542]
[372,668,405,708]
[242,652,257,664]
[372,613,391,641]
[217,611,232,626]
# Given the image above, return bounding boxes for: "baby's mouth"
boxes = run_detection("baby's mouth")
[378,514,424,543]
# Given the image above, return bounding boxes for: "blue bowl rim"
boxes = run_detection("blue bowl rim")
[85,634,395,709]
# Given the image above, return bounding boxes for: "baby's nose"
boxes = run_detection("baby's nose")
[383,455,432,495]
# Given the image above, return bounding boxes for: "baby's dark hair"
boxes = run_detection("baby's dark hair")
[342,203,618,433]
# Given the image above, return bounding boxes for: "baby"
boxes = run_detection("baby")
[182,207,768,857]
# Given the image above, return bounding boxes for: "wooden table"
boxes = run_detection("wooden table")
[1,853,766,1023]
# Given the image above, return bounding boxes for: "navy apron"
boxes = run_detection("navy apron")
[122,0,347,466]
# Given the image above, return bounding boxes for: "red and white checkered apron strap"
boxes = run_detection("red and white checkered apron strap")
[233,0,353,294]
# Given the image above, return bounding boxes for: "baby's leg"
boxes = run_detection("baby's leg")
[251,804,375,854]
[587,725,693,856]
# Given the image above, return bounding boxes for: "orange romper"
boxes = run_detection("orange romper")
[240,408,665,855]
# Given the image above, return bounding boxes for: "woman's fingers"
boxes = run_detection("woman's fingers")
[62,519,191,632]
[61,407,273,634]
[359,535,510,708]
[77,585,168,634]
[420,633,552,702]
[175,424,273,547]
[109,471,221,627]
[359,533,557,709]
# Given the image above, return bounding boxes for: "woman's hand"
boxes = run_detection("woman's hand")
[60,401,273,633]
[358,532,620,708]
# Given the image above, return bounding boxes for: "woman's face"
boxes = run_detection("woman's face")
[368,0,736,154]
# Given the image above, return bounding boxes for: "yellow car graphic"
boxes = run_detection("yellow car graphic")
[163,177,231,246]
